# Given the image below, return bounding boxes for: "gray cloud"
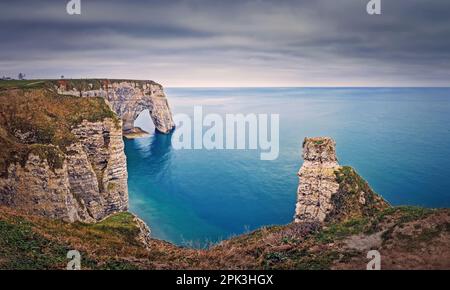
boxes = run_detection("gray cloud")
[0,0,449,86]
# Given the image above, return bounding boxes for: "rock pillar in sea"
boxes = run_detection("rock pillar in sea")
[294,137,389,223]
[294,137,340,223]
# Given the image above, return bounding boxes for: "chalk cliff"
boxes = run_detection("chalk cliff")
[0,118,127,222]
[294,137,389,223]
[0,79,175,223]
[55,79,175,136]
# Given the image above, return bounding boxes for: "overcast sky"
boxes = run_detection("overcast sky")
[1,0,450,87]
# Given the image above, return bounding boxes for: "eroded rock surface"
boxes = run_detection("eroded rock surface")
[294,137,389,223]
[0,118,128,222]
[0,79,173,228]
[56,80,175,135]
[68,119,128,221]
[0,86,129,222]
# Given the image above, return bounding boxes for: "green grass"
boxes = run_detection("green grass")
[293,251,340,270]
[0,217,68,269]
[0,211,146,270]
[0,80,47,90]
[88,212,140,242]
[315,217,369,243]
[0,79,160,91]
[372,206,433,227]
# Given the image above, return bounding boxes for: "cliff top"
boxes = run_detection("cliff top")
[0,79,162,91]
[302,137,338,163]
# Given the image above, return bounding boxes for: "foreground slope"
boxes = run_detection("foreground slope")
[1,205,449,269]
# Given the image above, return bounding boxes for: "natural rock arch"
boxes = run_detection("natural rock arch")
[56,79,175,136]
[104,81,175,135]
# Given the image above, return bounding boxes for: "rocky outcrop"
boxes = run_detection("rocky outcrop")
[294,137,389,223]
[55,80,175,136]
[0,152,78,221]
[0,80,171,224]
[0,118,128,222]
[133,214,152,249]
[67,119,128,221]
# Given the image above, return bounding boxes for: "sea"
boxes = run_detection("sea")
[124,87,450,247]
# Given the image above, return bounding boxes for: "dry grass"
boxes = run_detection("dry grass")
[1,206,448,270]
[0,87,119,175]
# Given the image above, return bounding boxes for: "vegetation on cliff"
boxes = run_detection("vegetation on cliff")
[0,79,160,91]
[0,207,143,269]
[0,84,119,175]
[0,204,448,270]
[328,166,390,223]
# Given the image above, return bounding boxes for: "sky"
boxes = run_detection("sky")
[0,0,450,87]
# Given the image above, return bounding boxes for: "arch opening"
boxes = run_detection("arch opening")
[134,109,156,133]
[123,109,155,139]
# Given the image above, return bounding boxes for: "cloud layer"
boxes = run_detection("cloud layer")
[1,0,449,86]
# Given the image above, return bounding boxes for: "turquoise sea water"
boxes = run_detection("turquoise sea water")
[125,88,450,247]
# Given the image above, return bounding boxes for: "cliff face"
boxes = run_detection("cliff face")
[67,119,128,221]
[0,119,127,222]
[295,137,389,223]
[0,86,128,222]
[55,80,175,135]
[0,79,175,222]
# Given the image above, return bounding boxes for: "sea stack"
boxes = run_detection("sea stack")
[294,137,389,223]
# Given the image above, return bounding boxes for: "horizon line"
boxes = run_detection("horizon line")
[165,85,450,89]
